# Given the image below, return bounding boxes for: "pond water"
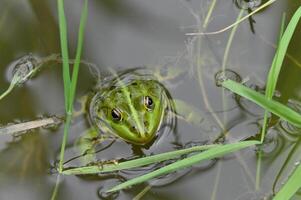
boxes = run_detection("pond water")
[0,0,301,200]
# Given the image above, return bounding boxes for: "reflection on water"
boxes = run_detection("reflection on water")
[1,0,301,200]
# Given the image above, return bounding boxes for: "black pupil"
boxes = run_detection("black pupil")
[111,109,121,120]
[145,96,153,107]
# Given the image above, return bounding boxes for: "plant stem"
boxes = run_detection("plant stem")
[58,112,72,173]
[203,0,217,28]
[51,174,61,200]
[0,82,15,101]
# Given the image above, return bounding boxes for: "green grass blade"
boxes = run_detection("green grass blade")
[221,79,301,127]
[260,12,286,143]
[266,7,301,99]
[107,140,259,192]
[273,163,301,200]
[259,7,300,140]
[69,0,88,110]
[272,138,301,195]
[256,13,286,190]
[62,144,219,175]
[57,0,88,173]
[57,0,71,110]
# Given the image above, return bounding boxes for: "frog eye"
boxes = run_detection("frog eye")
[111,108,122,121]
[143,96,154,111]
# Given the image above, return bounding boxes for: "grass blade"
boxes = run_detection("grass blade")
[266,7,301,99]
[57,0,88,172]
[273,163,301,200]
[271,8,301,196]
[221,79,301,127]
[69,0,88,110]
[57,0,71,110]
[62,144,219,175]
[107,140,259,192]
[260,12,286,143]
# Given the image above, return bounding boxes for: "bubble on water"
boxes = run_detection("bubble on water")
[215,69,242,87]
[235,0,262,10]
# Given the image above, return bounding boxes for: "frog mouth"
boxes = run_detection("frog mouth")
[126,131,157,146]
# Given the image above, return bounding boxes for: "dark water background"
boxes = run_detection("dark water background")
[1,0,301,199]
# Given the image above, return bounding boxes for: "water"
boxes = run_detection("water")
[0,0,301,200]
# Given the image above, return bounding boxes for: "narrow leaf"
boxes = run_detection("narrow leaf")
[267,7,301,98]
[57,0,71,110]
[62,144,219,175]
[107,140,259,192]
[222,79,301,127]
[273,163,301,200]
[69,0,88,111]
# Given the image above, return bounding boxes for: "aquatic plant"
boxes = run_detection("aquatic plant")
[221,5,301,200]
[56,0,88,173]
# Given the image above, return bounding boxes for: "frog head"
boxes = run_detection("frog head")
[90,79,168,145]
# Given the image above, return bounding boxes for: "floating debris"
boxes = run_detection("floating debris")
[235,0,262,10]
[0,116,62,136]
[0,53,101,101]
[11,54,39,85]
[0,54,59,101]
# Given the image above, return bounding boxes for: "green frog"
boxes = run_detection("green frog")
[89,78,169,145]
[84,68,176,147]
[75,67,219,152]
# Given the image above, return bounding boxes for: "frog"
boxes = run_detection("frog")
[69,66,222,169]
[88,69,176,146]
